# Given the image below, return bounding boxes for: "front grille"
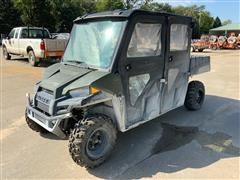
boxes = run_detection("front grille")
[36,100,50,114]
[35,88,53,114]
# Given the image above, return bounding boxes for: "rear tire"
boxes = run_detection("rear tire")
[28,50,38,66]
[198,49,204,52]
[2,46,11,60]
[69,114,117,168]
[184,81,205,111]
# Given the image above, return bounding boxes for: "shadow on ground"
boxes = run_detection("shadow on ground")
[86,95,240,179]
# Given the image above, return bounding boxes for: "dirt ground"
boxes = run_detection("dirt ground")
[0,49,239,179]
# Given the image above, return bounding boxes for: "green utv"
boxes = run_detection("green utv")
[25,9,210,168]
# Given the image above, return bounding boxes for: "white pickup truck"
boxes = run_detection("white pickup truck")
[2,27,68,66]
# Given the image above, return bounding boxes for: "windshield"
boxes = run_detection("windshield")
[63,20,126,69]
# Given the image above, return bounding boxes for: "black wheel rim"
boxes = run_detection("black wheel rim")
[86,129,108,160]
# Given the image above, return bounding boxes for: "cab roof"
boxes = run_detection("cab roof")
[74,9,193,23]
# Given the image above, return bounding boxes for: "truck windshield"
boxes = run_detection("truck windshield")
[63,20,126,69]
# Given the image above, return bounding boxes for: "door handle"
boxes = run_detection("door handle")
[169,56,173,62]
[160,78,168,84]
[125,64,132,71]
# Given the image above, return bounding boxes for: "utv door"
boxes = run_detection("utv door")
[119,15,166,128]
[161,16,192,113]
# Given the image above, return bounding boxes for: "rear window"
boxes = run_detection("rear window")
[21,29,50,39]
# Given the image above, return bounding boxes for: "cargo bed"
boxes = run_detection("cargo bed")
[190,56,210,75]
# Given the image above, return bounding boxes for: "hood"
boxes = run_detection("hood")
[38,63,109,97]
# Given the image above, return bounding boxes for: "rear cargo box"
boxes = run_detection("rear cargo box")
[190,56,210,75]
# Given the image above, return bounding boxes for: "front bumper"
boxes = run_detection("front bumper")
[26,94,72,138]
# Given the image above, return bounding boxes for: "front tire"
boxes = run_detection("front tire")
[69,114,117,168]
[184,81,205,111]
[2,46,11,60]
[25,111,48,133]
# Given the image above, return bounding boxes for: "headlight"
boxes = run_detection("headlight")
[56,105,69,115]
[69,86,101,98]
[69,87,89,97]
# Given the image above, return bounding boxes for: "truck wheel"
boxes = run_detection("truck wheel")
[69,114,117,168]
[198,49,204,52]
[25,113,48,134]
[28,50,38,66]
[184,81,205,111]
[212,45,217,50]
[2,46,11,60]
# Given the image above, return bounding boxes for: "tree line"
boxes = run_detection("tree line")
[0,0,232,38]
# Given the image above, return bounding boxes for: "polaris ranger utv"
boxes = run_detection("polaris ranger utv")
[25,9,210,168]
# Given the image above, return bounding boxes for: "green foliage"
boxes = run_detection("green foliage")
[49,0,76,33]
[96,0,125,12]
[173,5,214,38]
[125,0,138,8]
[50,0,96,32]
[50,0,79,33]
[0,0,22,34]
[14,0,54,31]
[141,2,173,13]
[199,11,214,34]
[126,0,153,9]
[212,16,222,28]
[0,0,225,38]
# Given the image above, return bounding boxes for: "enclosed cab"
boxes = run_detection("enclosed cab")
[25,10,210,168]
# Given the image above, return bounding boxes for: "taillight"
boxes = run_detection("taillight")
[40,41,45,50]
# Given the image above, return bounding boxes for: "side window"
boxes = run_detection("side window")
[170,24,188,51]
[21,29,28,38]
[129,74,150,105]
[127,23,162,57]
[8,29,15,38]
[14,29,20,38]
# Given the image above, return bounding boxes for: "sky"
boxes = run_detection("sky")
[157,0,240,23]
